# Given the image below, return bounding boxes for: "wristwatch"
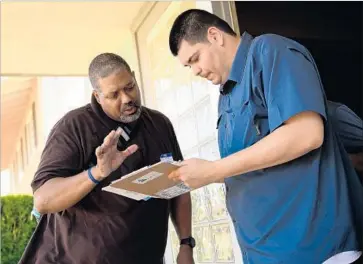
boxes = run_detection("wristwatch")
[180,236,196,249]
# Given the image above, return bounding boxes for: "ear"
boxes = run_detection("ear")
[206,27,224,46]
[93,90,101,104]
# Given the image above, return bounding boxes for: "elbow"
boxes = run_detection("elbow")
[304,114,325,151]
[33,190,49,214]
[308,129,324,151]
[289,111,325,153]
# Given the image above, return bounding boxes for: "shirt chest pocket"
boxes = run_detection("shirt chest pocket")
[217,100,269,157]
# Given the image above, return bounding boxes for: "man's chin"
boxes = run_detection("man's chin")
[211,78,222,85]
[119,107,142,123]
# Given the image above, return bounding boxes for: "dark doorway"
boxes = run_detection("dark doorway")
[235,1,363,118]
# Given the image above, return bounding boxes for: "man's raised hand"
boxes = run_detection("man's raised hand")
[95,127,138,179]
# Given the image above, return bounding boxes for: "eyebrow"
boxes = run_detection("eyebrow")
[103,89,119,98]
[185,51,199,67]
[105,80,134,95]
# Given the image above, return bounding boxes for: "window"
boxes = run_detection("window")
[12,162,17,187]
[24,126,29,164]
[26,122,33,157]
[16,150,24,183]
[14,157,18,177]
[32,102,38,147]
[20,138,25,170]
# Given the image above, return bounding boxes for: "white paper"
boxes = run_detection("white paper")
[102,186,149,201]
[132,171,163,184]
[155,182,191,199]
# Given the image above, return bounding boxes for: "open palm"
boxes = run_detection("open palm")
[95,128,138,178]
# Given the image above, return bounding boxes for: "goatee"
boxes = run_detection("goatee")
[120,106,142,123]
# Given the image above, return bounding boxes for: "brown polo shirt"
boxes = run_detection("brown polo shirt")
[20,95,183,264]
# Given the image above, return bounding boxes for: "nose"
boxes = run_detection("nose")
[191,65,202,77]
[119,92,132,106]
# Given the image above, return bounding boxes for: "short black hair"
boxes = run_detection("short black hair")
[88,52,131,90]
[169,9,237,56]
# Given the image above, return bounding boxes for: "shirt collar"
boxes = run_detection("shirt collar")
[220,31,254,94]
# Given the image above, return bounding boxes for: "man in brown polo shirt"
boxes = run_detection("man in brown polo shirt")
[20,53,195,264]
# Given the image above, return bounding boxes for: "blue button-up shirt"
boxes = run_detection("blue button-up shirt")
[217,32,363,263]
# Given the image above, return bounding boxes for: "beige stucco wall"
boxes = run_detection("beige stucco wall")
[1,2,144,76]
[1,29,139,77]
[9,80,43,195]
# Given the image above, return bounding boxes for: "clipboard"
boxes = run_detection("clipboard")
[102,161,191,201]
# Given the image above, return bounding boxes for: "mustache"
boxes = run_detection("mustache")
[120,101,140,112]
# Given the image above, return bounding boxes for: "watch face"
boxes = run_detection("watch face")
[189,237,196,248]
[181,237,196,248]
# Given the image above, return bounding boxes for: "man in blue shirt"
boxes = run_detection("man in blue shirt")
[168,9,363,263]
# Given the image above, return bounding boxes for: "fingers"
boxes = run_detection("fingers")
[168,169,181,182]
[121,144,139,158]
[112,127,122,145]
[170,161,187,181]
[102,130,116,150]
[95,146,103,159]
[98,129,122,155]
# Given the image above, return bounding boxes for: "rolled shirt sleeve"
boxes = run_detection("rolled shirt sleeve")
[259,40,327,132]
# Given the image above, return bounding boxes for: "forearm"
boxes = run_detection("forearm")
[214,112,324,180]
[170,193,192,239]
[34,167,101,214]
